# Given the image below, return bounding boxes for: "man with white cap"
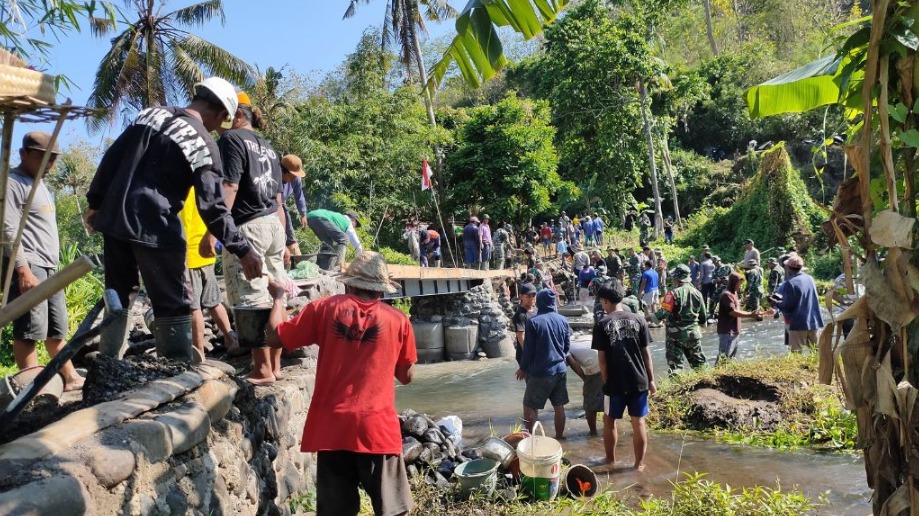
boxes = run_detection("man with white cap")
[85,77,263,362]
[266,252,415,516]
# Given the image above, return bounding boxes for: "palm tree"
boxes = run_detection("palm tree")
[87,0,255,131]
[343,0,457,126]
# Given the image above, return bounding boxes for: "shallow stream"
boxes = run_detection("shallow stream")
[396,316,872,514]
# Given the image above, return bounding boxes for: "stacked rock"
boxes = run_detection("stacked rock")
[399,410,467,484]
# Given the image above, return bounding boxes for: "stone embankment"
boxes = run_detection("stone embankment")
[0,355,318,515]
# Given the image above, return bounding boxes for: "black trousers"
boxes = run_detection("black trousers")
[104,236,191,318]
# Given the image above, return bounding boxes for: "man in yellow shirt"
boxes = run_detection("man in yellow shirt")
[180,189,238,359]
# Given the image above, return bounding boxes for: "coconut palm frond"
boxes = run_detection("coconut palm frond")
[343,0,373,19]
[167,0,225,28]
[178,34,256,87]
[422,0,457,22]
[168,38,204,98]
[87,26,145,131]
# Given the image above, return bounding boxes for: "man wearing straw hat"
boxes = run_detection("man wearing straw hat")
[3,132,82,391]
[266,252,415,516]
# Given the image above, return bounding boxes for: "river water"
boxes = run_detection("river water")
[396,316,872,514]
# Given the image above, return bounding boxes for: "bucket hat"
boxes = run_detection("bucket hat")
[336,252,400,293]
[281,154,306,178]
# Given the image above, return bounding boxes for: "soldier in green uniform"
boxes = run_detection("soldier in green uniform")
[709,264,732,319]
[626,248,642,294]
[638,212,651,247]
[591,265,613,321]
[766,257,784,295]
[656,264,708,375]
[743,259,764,310]
[622,286,642,315]
[606,247,623,280]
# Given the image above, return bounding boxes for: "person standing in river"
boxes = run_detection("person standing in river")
[772,254,823,352]
[592,282,655,469]
[516,289,571,439]
[656,264,707,375]
[717,272,766,363]
[513,283,538,366]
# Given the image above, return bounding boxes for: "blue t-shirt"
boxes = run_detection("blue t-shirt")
[578,267,597,285]
[641,269,660,293]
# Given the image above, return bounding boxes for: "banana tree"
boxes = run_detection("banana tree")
[427,0,570,91]
[747,4,919,515]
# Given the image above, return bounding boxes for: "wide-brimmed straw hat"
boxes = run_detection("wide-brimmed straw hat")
[336,252,400,293]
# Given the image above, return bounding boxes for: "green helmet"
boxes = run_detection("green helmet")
[669,264,692,281]
[713,265,732,278]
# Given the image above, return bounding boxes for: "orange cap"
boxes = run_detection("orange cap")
[237,91,251,107]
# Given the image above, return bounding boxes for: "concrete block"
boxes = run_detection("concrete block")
[121,420,173,462]
[154,402,211,455]
[0,475,93,515]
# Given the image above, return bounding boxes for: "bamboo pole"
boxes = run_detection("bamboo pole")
[0,255,92,328]
[0,112,16,283]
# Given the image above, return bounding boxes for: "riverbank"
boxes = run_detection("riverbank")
[650,353,857,451]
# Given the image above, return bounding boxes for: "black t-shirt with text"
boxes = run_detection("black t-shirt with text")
[218,128,282,225]
[591,310,651,395]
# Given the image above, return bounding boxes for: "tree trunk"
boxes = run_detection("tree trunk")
[639,78,663,239]
[703,0,719,55]
[660,134,681,226]
[145,0,155,108]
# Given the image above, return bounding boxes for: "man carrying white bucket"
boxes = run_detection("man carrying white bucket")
[592,280,657,470]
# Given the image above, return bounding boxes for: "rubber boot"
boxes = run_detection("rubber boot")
[153,315,194,363]
[99,309,131,359]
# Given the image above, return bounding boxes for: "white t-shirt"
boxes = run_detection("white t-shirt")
[569,347,601,376]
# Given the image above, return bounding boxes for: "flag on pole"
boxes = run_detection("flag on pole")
[421,158,434,191]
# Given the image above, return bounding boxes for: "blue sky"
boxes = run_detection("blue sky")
[15,0,458,149]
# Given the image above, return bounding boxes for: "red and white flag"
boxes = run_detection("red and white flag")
[421,158,434,191]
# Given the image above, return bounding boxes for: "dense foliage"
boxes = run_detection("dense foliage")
[444,93,569,228]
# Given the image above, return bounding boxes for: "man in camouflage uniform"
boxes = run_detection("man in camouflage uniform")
[606,247,623,280]
[638,212,651,247]
[626,248,642,294]
[493,223,510,269]
[710,264,732,318]
[622,285,642,315]
[591,265,613,321]
[744,258,764,311]
[766,257,784,295]
[656,264,708,375]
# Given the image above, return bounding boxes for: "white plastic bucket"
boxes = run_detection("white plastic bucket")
[516,422,563,500]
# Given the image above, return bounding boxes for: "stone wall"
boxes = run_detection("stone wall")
[0,358,318,515]
[411,281,514,359]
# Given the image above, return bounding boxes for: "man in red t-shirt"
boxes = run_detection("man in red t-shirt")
[267,252,416,516]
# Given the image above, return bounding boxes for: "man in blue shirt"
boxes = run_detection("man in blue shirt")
[773,254,824,352]
[639,260,660,319]
[516,289,571,439]
[462,217,481,268]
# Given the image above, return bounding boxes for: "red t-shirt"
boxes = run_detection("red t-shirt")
[277,294,417,454]
[540,227,552,239]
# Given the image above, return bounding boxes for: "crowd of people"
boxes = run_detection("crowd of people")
[510,213,830,472]
[6,78,370,389]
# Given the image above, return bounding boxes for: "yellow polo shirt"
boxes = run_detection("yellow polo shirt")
[179,189,216,269]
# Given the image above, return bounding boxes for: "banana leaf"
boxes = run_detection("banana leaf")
[745,55,843,118]
[427,0,570,91]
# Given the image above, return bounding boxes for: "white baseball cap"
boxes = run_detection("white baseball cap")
[194,77,238,121]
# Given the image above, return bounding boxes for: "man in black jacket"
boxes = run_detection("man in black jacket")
[84,77,263,362]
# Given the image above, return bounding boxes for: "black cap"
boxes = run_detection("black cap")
[519,283,537,296]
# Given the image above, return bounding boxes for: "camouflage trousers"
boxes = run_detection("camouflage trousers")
[665,335,707,376]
